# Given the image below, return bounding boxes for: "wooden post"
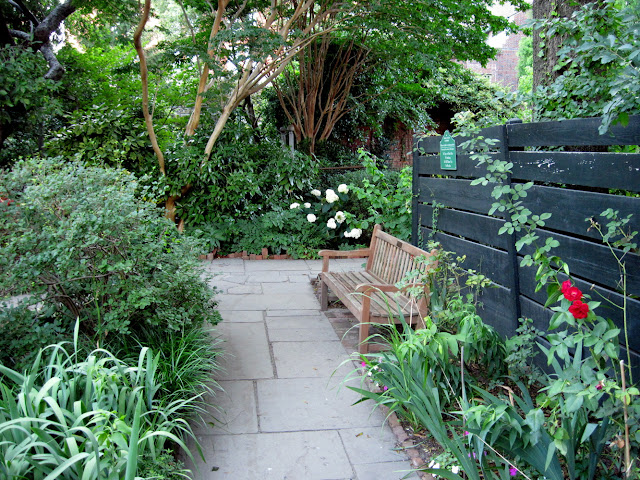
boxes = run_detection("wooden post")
[503,118,523,334]
[412,136,421,247]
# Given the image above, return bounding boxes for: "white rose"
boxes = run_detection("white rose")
[304,202,311,208]
[335,211,346,223]
[451,466,460,474]
[311,189,321,197]
[338,184,349,193]
[290,202,300,209]
[327,218,337,229]
[348,228,362,239]
[325,189,339,203]
[307,213,317,223]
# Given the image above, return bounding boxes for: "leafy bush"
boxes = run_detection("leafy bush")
[0,47,62,167]
[348,149,412,241]
[45,104,158,173]
[164,120,320,226]
[0,158,217,358]
[0,334,202,479]
[0,301,69,371]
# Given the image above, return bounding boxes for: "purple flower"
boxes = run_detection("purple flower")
[383,385,388,391]
[464,431,469,436]
[361,361,366,367]
[509,466,518,476]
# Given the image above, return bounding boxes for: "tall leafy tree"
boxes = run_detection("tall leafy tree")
[132,0,527,223]
[530,0,640,130]
[0,0,138,153]
[272,0,526,153]
[532,0,592,91]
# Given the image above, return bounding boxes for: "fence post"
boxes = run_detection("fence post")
[412,137,420,247]
[503,118,523,334]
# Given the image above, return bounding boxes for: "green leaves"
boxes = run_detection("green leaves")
[0,158,217,348]
[0,339,200,479]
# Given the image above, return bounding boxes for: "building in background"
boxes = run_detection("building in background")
[464,5,530,91]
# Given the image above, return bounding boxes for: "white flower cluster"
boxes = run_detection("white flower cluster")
[290,202,300,209]
[338,184,349,193]
[307,214,317,222]
[327,218,337,229]
[335,211,346,223]
[344,228,362,239]
[325,189,339,203]
[311,189,321,197]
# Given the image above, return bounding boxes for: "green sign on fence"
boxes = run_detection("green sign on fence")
[440,130,457,170]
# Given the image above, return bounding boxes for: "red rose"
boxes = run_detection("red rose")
[569,300,589,319]
[563,286,583,301]
[561,280,572,294]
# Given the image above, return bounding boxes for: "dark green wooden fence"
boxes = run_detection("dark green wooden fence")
[412,116,640,375]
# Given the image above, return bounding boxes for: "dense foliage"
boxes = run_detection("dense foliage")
[527,0,640,131]
[0,158,217,367]
[0,336,200,479]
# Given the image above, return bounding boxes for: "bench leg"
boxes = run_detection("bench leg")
[358,321,370,354]
[358,295,372,354]
[320,280,328,311]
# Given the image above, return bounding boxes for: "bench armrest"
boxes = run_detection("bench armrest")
[319,248,371,272]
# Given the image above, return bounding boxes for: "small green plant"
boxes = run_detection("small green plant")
[0,326,203,479]
[348,149,413,241]
[504,317,544,386]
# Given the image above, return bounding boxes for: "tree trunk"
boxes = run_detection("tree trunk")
[532,0,591,90]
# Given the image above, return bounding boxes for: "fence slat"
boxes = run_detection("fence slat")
[418,204,509,249]
[506,116,640,147]
[511,151,640,192]
[518,229,640,296]
[422,229,512,288]
[521,185,640,241]
[418,177,494,215]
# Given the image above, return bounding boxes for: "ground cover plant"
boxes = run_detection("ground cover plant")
[0,326,200,479]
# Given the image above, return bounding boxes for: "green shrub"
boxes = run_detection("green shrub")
[228,207,327,258]
[0,158,217,353]
[0,334,202,479]
[165,121,320,226]
[45,103,158,173]
[348,149,413,241]
[0,301,69,371]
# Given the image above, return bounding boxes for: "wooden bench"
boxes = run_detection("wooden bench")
[319,224,438,354]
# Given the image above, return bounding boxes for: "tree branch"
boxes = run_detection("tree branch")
[32,0,76,49]
[40,42,65,80]
[134,0,166,175]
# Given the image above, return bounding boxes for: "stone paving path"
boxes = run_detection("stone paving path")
[184,258,419,480]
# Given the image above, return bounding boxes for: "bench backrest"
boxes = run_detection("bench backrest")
[366,224,435,285]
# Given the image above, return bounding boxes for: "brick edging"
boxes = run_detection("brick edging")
[198,248,292,261]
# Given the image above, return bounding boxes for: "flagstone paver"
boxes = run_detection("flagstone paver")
[185,258,421,479]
